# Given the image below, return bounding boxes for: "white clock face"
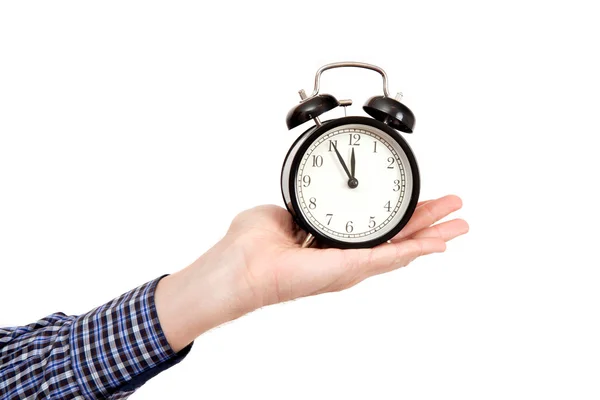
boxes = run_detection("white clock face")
[295,124,414,244]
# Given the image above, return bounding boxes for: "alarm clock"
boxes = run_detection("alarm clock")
[281,62,420,249]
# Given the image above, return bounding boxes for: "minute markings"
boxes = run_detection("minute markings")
[297,127,405,238]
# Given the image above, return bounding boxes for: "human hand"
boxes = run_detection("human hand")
[223,194,468,307]
[156,195,468,352]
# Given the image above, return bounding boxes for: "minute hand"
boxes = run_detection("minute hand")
[351,147,356,179]
[332,142,352,180]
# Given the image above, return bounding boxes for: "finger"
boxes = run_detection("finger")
[361,238,446,276]
[392,195,463,241]
[411,218,469,241]
[416,199,433,208]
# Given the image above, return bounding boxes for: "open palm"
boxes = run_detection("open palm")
[222,195,468,309]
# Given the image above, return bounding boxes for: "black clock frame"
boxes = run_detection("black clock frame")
[281,116,421,249]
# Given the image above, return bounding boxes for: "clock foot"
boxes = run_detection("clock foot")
[301,233,316,248]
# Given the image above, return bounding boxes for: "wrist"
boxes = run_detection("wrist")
[154,241,257,352]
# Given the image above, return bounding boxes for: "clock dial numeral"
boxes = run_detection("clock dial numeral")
[309,197,317,209]
[369,216,376,228]
[345,221,354,233]
[328,140,338,152]
[349,133,361,146]
[302,175,311,187]
[384,201,392,212]
[393,179,401,192]
[387,157,395,169]
[373,141,377,153]
[326,213,333,225]
[312,155,323,167]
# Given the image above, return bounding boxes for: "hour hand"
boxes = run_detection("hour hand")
[332,142,352,179]
[332,142,358,189]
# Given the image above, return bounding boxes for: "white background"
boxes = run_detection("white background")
[1,1,599,399]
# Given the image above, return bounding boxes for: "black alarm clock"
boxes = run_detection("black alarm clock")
[281,62,420,249]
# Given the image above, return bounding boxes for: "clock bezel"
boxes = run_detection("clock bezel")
[282,116,420,249]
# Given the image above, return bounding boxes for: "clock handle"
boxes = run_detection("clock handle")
[308,62,392,99]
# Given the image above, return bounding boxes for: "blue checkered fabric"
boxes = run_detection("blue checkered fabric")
[0,276,192,399]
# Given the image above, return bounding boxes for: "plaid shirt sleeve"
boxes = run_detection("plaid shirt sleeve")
[0,276,193,399]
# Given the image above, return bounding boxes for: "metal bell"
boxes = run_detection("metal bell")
[286,94,339,130]
[363,95,415,133]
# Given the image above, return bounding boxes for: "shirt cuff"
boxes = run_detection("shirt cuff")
[70,275,193,399]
